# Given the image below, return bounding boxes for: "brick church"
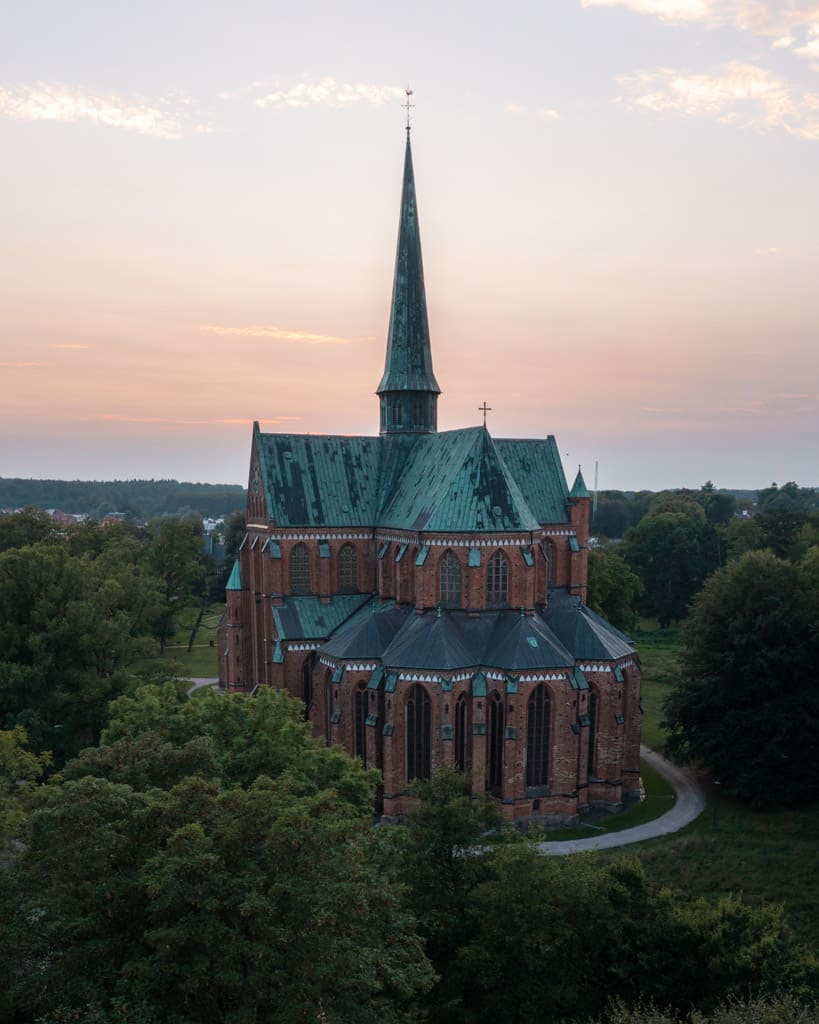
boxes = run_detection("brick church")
[218,127,641,823]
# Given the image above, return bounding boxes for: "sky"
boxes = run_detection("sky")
[1,0,818,492]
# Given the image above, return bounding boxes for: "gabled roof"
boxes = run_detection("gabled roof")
[493,437,569,524]
[255,428,380,527]
[272,594,372,641]
[481,612,574,671]
[377,132,440,397]
[543,589,635,661]
[379,427,541,532]
[320,601,410,659]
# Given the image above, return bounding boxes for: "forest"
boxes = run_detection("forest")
[0,477,246,520]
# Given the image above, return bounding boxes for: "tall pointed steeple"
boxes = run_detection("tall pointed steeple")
[377,127,440,434]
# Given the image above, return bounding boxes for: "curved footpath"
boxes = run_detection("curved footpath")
[536,744,705,856]
[181,683,705,853]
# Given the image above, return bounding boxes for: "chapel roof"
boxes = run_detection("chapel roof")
[254,425,569,530]
[378,427,542,532]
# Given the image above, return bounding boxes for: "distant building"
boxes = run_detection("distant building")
[219,129,641,823]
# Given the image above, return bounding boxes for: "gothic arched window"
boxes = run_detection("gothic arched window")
[487,691,504,793]
[338,544,358,593]
[289,544,311,595]
[354,684,367,768]
[302,656,313,721]
[587,689,598,778]
[407,684,431,782]
[487,550,509,607]
[439,550,462,608]
[526,685,551,788]
[454,694,469,773]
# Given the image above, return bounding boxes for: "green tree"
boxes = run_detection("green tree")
[400,765,502,986]
[0,725,51,843]
[443,851,815,1024]
[664,550,819,805]
[0,542,162,764]
[0,506,58,552]
[143,517,204,653]
[102,684,375,806]
[587,549,643,631]
[2,773,432,1022]
[622,511,722,626]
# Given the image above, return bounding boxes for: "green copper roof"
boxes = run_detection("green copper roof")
[377,133,440,397]
[379,427,540,532]
[272,594,372,641]
[254,426,570,531]
[225,559,242,590]
[494,437,570,524]
[255,426,380,527]
[569,467,591,499]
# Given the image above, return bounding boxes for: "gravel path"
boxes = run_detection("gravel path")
[536,744,705,856]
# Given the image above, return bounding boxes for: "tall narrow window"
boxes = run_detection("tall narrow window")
[407,684,431,781]
[542,540,554,588]
[439,550,462,607]
[487,550,509,607]
[526,685,551,788]
[338,544,358,593]
[302,656,313,721]
[290,544,311,594]
[587,690,598,778]
[454,694,469,773]
[487,691,504,793]
[354,685,367,768]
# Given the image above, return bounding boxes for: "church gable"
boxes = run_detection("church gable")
[379,427,540,533]
[256,432,380,527]
[494,437,570,525]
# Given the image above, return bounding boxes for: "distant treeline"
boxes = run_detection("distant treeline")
[0,478,246,520]
[593,483,817,539]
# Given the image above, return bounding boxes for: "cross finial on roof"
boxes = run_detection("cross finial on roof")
[404,87,414,132]
[479,401,492,427]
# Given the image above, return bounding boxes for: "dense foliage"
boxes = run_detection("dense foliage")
[1,693,432,1023]
[0,514,208,766]
[664,549,819,806]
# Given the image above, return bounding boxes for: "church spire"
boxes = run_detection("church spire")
[377,121,440,435]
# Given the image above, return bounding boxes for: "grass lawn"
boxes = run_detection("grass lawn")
[632,618,681,751]
[143,601,223,679]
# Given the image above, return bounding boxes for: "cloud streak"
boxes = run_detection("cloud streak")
[199,324,370,344]
[616,61,819,138]
[0,361,50,368]
[254,77,404,110]
[0,83,199,139]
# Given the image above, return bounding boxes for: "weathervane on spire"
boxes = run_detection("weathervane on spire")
[404,87,414,132]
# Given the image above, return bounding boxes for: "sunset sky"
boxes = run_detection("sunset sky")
[2,0,818,491]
